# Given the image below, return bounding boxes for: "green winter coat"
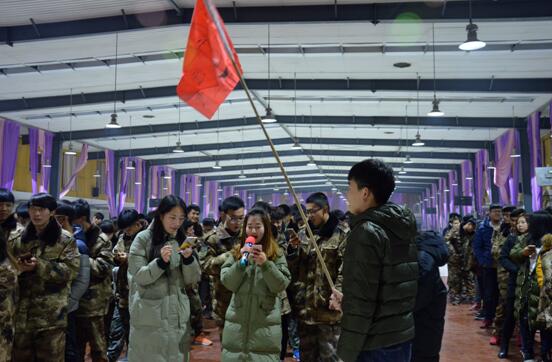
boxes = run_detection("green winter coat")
[510,234,541,330]
[127,228,202,362]
[221,252,291,361]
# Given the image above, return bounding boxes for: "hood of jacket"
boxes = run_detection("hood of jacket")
[416,230,449,267]
[309,212,340,239]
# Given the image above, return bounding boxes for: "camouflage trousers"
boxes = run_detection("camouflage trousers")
[186,285,204,337]
[14,327,65,361]
[0,323,14,362]
[298,323,342,362]
[448,265,475,303]
[76,315,108,362]
[492,270,511,337]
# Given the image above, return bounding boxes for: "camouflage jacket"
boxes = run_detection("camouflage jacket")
[287,214,348,325]
[0,259,18,345]
[202,226,241,321]
[13,222,79,332]
[76,225,114,317]
[490,227,509,269]
[444,229,464,267]
[1,214,24,251]
[113,229,143,309]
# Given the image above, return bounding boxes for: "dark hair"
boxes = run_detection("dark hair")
[94,212,105,221]
[278,204,291,216]
[502,205,516,213]
[330,209,346,221]
[348,159,395,205]
[252,201,271,216]
[29,193,57,211]
[489,204,502,211]
[270,207,285,221]
[221,196,244,213]
[290,203,306,223]
[186,204,201,215]
[16,202,29,219]
[232,208,279,261]
[182,219,195,231]
[511,208,526,218]
[0,226,7,263]
[0,188,15,204]
[100,220,115,234]
[528,211,552,245]
[306,192,330,210]
[55,200,76,223]
[73,199,91,223]
[118,209,139,229]
[448,212,461,221]
[545,206,552,216]
[150,195,187,261]
[202,217,216,227]
[218,204,224,212]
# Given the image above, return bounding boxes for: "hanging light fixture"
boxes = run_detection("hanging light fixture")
[126,160,136,170]
[212,160,222,169]
[307,160,317,167]
[262,24,277,124]
[404,155,413,164]
[65,88,77,156]
[488,160,496,170]
[399,167,407,175]
[291,140,302,150]
[125,116,135,170]
[510,148,521,158]
[331,186,337,191]
[396,179,402,184]
[217,186,223,192]
[412,132,425,147]
[466,176,473,180]
[459,0,486,51]
[273,186,279,191]
[134,180,141,185]
[106,33,122,128]
[238,169,246,179]
[428,23,444,117]
[42,158,52,168]
[444,189,450,192]
[173,101,184,152]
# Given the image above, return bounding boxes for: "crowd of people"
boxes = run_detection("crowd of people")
[444,203,552,361]
[0,158,480,362]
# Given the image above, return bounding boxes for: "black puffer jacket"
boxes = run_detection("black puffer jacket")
[338,203,418,362]
[415,231,448,311]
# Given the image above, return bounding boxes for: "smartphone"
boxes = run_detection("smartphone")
[180,237,198,250]
[285,228,297,240]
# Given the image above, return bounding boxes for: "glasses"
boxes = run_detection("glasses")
[29,206,48,213]
[306,207,321,216]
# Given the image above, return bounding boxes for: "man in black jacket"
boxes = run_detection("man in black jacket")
[331,159,419,362]
[412,231,448,362]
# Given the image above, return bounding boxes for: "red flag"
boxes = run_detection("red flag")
[176,0,242,119]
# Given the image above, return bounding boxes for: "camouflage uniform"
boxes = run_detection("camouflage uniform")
[445,229,464,303]
[287,215,348,362]
[0,259,17,362]
[201,227,240,333]
[12,225,80,361]
[491,227,510,338]
[75,225,114,362]
[2,214,24,251]
[462,233,477,301]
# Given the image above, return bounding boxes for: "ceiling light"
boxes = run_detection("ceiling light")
[164,174,172,180]
[173,141,184,153]
[510,148,521,158]
[93,170,101,178]
[398,167,407,175]
[488,161,496,170]
[291,140,302,150]
[307,160,317,167]
[393,62,411,69]
[444,189,450,192]
[427,98,444,117]
[331,187,337,191]
[212,160,222,169]
[404,155,413,164]
[196,183,202,187]
[262,107,277,124]
[273,186,279,191]
[452,183,458,187]
[412,133,425,147]
[459,23,486,51]
[64,143,77,156]
[105,113,122,128]
[217,187,223,192]
[135,181,141,185]
[143,114,155,119]
[42,160,52,168]
[238,170,246,179]
[126,160,136,170]
[396,179,402,184]
[163,187,168,191]
[466,176,473,180]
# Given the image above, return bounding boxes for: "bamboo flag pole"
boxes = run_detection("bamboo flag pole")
[204,0,336,290]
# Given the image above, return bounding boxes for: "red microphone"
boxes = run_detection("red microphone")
[240,236,256,267]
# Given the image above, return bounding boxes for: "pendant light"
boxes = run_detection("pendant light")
[126,116,135,170]
[173,101,185,153]
[42,120,52,168]
[487,136,496,170]
[93,170,101,178]
[291,73,302,149]
[212,160,222,169]
[412,74,425,147]
[306,106,316,167]
[412,132,425,147]
[428,24,444,117]
[404,155,413,164]
[65,88,77,156]
[262,24,277,124]
[510,106,520,158]
[238,170,246,179]
[399,167,407,175]
[212,119,222,169]
[163,132,172,179]
[106,33,122,128]
[459,0,486,51]
[238,125,246,178]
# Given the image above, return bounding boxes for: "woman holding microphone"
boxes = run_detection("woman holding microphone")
[127,195,201,362]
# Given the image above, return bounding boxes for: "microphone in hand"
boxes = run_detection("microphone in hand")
[240,236,257,267]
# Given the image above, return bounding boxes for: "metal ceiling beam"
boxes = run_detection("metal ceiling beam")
[238,184,426,193]
[2,1,550,44]
[110,137,485,158]
[229,178,435,190]
[174,160,452,175]
[4,78,552,112]
[56,115,539,141]
[148,148,470,166]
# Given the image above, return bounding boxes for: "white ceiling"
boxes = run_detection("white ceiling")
[1,0,550,195]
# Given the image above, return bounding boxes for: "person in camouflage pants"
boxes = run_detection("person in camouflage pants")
[490,206,515,345]
[0,226,18,362]
[73,199,114,362]
[445,217,463,304]
[201,196,244,339]
[287,193,348,362]
[12,193,80,361]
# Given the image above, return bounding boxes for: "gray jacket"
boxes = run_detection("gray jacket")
[68,254,90,313]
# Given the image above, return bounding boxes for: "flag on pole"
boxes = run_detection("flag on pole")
[176,0,242,119]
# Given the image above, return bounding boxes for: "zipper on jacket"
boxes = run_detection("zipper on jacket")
[242,265,256,355]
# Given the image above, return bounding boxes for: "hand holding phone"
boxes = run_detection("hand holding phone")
[180,237,198,250]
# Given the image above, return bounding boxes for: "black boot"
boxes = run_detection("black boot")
[497,348,508,359]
